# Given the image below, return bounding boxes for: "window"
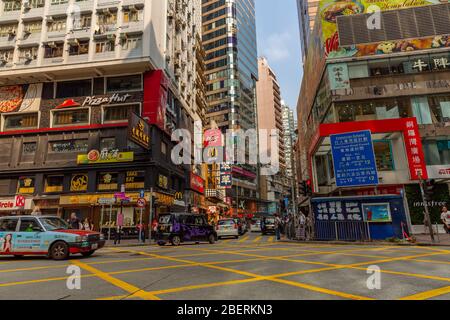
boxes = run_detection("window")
[100,137,116,150]
[121,36,141,50]
[69,40,89,55]
[51,0,68,5]
[125,171,145,190]
[423,139,450,166]
[17,177,35,194]
[0,24,17,38]
[412,97,433,125]
[348,61,368,79]
[336,99,412,123]
[97,12,117,30]
[374,141,394,171]
[53,109,89,126]
[123,9,143,23]
[4,0,21,12]
[3,113,38,130]
[23,21,42,34]
[45,176,64,193]
[0,50,14,63]
[427,95,450,124]
[0,218,18,232]
[29,0,45,8]
[18,47,39,63]
[56,79,92,98]
[23,142,37,155]
[103,104,139,122]
[95,40,115,53]
[368,59,390,76]
[73,14,91,30]
[49,140,88,153]
[97,172,118,191]
[48,18,67,32]
[19,217,43,232]
[44,42,64,58]
[106,75,142,92]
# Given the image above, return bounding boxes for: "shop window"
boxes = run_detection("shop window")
[93,77,105,95]
[22,142,37,155]
[106,74,142,93]
[17,177,35,194]
[427,95,450,124]
[348,61,369,79]
[423,139,450,166]
[49,139,88,153]
[56,79,92,98]
[44,176,64,193]
[125,171,145,190]
[103,104,139,122]
[52,108,89,126]
[412,97,433,125]
[100,137,116,150]
[70,173,88,192]
[44,43,64,58]
[389,57,408,74]
[368,59,390,76]
[3,113,38,131]
[374,141,394,171]
[69,40,89,56]
[97,172,118,191]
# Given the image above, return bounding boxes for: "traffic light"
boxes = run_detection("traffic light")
[306,179,313,197]
[299,181,307,196]
[424,179,436,202]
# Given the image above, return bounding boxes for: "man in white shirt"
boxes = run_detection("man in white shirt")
[441,206,450,234]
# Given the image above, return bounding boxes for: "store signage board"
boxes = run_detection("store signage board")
[128,112,151,150]
[98,198,116,205]
[77,149,134,165]
[331,130,379,188]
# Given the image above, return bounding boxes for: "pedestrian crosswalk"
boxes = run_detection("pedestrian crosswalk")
[221,234,276,244]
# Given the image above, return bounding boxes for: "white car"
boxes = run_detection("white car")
[250,219,261,232]
[216,219,239,239]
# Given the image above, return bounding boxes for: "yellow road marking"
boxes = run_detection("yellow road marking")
[253,236,262,243]
[0,274,97,287]
[238,236,250,243]
[268,237,274,243]
[96,295,130,300]
[400,285,450,300]
[72,260,160,300]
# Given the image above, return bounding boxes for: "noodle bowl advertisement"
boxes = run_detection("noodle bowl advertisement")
[319,0,447,59]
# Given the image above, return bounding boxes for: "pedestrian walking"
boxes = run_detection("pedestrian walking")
[297,212,306,241]
[69,212,81,230]
[441,206,450,234]
[423,214,431,234]
[137,222,146,243]
[82,218,93,231]
[114,211,124,245]
[275,214,282,241]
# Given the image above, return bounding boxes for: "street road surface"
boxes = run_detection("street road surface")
[0,233,449,300]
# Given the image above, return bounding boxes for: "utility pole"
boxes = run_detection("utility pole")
[418,174,435,243]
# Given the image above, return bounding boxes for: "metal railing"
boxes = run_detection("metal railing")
[314,220,371,242]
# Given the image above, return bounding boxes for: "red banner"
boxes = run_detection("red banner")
[190,173,205,194]
[143,70,167,131]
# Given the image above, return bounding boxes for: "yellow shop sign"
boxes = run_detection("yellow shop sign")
[77,149,134,165]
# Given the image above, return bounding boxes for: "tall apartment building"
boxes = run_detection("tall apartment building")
[256,57,286,205]
[282,103,296,179]
[0,0,207,229]
[202,0,259,215]
[296,0,319,62]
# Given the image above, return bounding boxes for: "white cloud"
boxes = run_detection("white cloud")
[261,32,292,62]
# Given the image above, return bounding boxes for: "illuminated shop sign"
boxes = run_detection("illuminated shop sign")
[77,149,134,164]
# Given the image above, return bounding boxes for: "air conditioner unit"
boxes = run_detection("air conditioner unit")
[106,34,115,41]
[47,41,56,48]
[119,33,128,41]
[67,38,79,45]
[103,8,112,15]
[23,1,31,10]
[23,28,31,35]
[8,29,16,36]
[47,16,54,23]
[24,53,32,61]
[0,56,7,63]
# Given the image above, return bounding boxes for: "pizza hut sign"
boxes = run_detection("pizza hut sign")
[82,93,131,107]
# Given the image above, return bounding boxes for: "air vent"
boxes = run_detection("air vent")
[337,3,450,47]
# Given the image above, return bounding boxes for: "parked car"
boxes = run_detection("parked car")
[216,219,239,239]
[156,213,217,246]
[261,216,276,235]
[250,218,262,232]
[0,216,105,260]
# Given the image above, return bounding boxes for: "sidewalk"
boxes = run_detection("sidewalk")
[105,239,155,248]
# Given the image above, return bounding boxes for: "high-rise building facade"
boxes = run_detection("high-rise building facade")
[0,0,207,227]
[202,0,259,215]
[296,0,319,62]
[282,104,296,179]
[256,57,286,204]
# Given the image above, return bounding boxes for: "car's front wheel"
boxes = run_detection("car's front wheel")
[81,250,95,257]
[208,234,215,244]
[171,235,181,246]
[50,241,69,260]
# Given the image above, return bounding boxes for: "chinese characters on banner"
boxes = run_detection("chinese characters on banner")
[403,118,428,180]
[327,63,350,90]
[313,200,363,222]
[219,164,232,189]
[331,130,379,188]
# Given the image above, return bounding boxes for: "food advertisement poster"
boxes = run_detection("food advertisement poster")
[319,0,445,59]
[0,83,43,113]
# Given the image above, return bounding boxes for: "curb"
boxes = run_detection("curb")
[279,239,450,247]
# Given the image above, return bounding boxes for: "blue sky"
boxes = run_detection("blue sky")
[255,0,302,115]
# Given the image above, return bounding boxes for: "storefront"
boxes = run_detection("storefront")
[0,196,34,216]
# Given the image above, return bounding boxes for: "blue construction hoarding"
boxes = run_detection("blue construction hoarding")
[311,195,408,240]
[330,130,379,188]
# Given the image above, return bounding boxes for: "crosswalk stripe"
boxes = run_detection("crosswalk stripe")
[253,236,262,243]
[268,236,274,242]
[238,236,250,243]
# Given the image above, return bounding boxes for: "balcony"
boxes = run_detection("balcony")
[42,56,64,65]
[120,46,142,59]
[20,33,41,46]
[123,0,145,7]
[0,35,16,49]
[67,53,89,63]
[93,25,117,40]
[47,31,67,42]
[22,7,45,20]
[97,0,121,8]
[48,4,69,16]
[0,11,20,23]
[73,0,94,12]
[68,27,91,40]
[120,21,144,34]
[16,57,38,69]
[94,50,116,61]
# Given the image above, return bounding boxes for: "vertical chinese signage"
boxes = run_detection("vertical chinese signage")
[327,63,350,90]
[219,163,232,189]
[128,112,151,150]
[402,118,427,180]
[330,130,379,188]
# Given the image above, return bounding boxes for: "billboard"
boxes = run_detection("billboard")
[128,112,151,150]
[318,0,443,59]
[143,70,167,131]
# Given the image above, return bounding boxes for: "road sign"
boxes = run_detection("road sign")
[331,130,379,188]
[139,190,145,198]
[137,198,146,208]
[15,195,25,207]
[98,198,116,205]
